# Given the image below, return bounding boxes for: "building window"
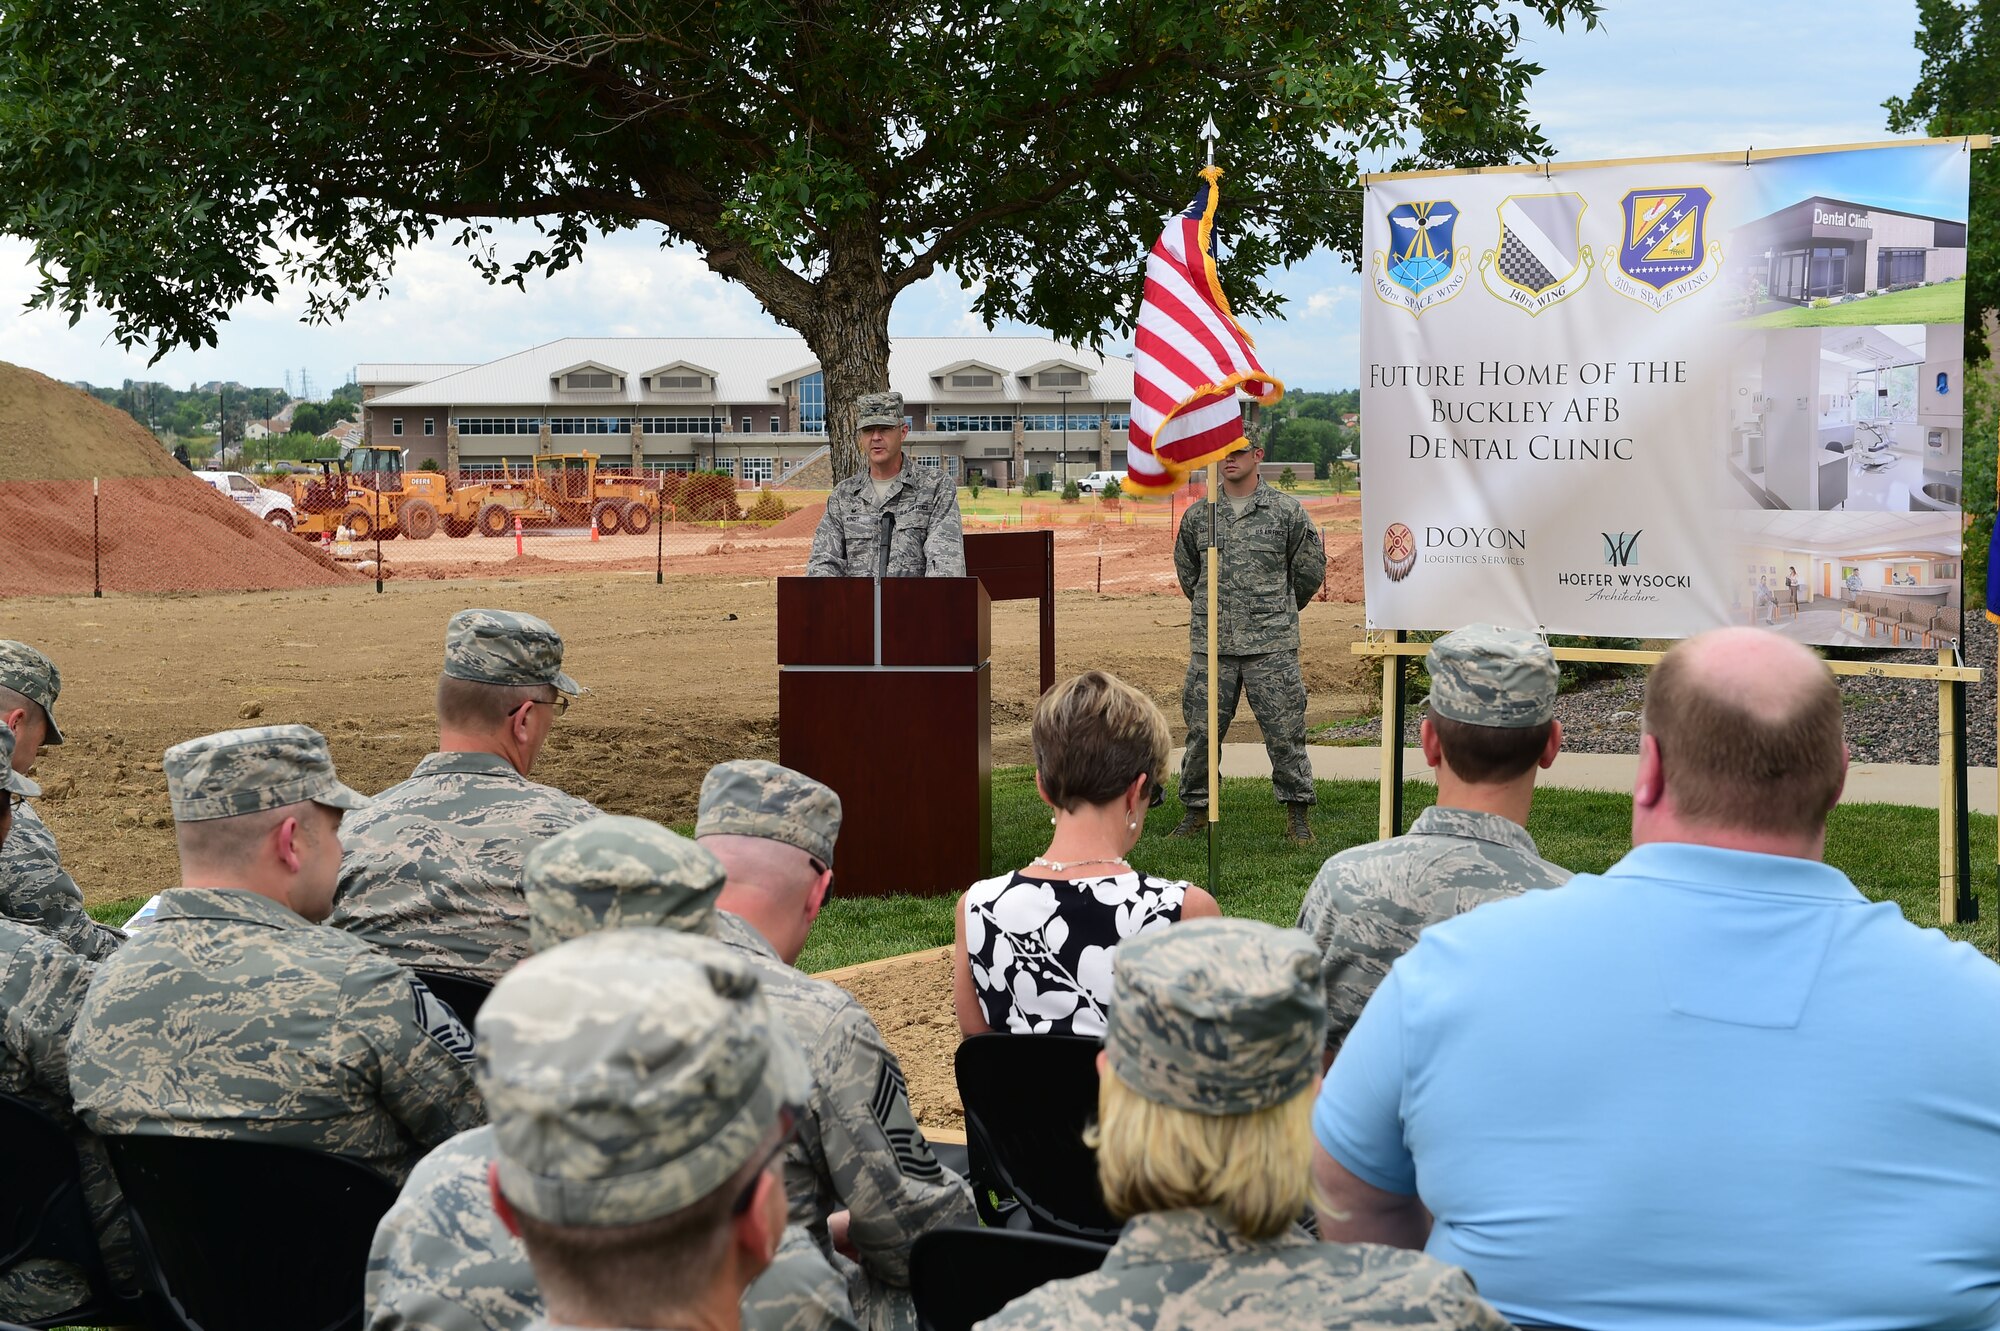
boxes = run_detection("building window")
[741,417,752,433]
[1036,369,1085,389]
[654,373,706,390]
[640,417,723,435]
[1879,248,1926,288]
[950,372,996,389]
[741,457,774,484]
[768,415,780,432]
[423,417,435,436]
[566,371,616,390]
[550,417,635,435]
[457,461,512,477]
[1019,414,1103,431]
[713,457,737,477]
[931,414,1017,433]
[392,418,403,436]
[642,459,697,474]
[795,371,826,433]
[454,418,544,436]
[912,454,944,471]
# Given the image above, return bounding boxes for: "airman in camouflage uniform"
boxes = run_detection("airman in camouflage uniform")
[365,813,857,1331]
[0,723,135,1323]
[331,609,599,979]
[0,641,124,959]
[807,392,966,578]
[977,918,1508,1331]
[479,928,813,1331]
[1170,445,1325,843]
[67,725,485,1186]
[1297,625,1570,1056]
[698,760,976,1331]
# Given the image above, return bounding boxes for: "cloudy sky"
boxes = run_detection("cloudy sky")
[0,1,1934,394]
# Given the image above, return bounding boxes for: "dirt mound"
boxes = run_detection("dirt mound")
[1325,536,1364,602]
[0,363,187,481]
[763,501,826,539]
[0,478,356,596]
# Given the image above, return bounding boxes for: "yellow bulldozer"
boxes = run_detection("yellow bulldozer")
[283,447,660,540]
[455,453,659,538]
[283,445,454,541]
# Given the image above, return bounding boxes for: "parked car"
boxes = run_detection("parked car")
[193,470,297,531]
[1075,470,1126,494]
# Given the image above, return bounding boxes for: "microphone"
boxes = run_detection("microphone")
[876,510,896,579]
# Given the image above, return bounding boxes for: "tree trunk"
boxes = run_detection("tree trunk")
[801,224,895,483]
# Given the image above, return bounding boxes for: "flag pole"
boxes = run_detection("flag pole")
[1207,459,1220,892]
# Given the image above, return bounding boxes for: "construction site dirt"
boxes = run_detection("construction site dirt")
[7,574,1374,1127]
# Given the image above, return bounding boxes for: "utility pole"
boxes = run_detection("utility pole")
[218,383,225,466]
[1058,387,1072,486]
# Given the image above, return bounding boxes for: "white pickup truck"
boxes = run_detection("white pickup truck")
[193,470,297,531]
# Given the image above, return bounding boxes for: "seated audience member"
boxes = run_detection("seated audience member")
[1313,627,2000,1331]
[978,917,1507,1331]
[698,760,972,1331]
[330,609,597,979]
[366,814,857,1331]
[0,725,137,1322]
[68,725,483,1185]
[953,672,1217,1037]
[1298,625,1568,1064]
[0,639,125,958]
[477,929,808,1331]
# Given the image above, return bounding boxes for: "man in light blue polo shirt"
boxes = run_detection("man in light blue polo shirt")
[1311,626,2000,1331]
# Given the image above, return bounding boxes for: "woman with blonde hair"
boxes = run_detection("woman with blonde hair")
[953,670,1217,1037]
[977,918,1508,1331]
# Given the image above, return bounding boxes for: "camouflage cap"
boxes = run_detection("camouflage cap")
[0,724,41,800]
[695,760,842,867]
[855,392,905,431]
[442,609,584,697]
[163,724,372,823]
[1104,917,1324,1117]
[478,928,811,1227]
[524,814,728,952]
[0,641,64,746]
[1426,624,1558,728]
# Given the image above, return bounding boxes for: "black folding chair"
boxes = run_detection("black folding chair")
[105,1133,397,1331]
[954,1033,1119,1242]
[911,1226,1109,1331]
[0,1092,144,1330]
[412,969,495,1027]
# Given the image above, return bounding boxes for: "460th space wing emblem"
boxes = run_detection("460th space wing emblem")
[1373,200,1471,319]
[1603,186,1723,311]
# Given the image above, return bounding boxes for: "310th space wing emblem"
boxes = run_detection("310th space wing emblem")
[1603,186,1723,311]
[1480,193,1592,315]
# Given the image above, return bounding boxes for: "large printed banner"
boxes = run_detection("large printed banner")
[1361,140,1971,648]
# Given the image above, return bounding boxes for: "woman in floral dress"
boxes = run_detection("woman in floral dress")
[953,670,1219,1037]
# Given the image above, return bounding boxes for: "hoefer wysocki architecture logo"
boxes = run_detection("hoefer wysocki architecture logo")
[1604,186,1723,311]
[1372,200,1471,319]
[1382,522,1418,582]
[1602,530,1642,566]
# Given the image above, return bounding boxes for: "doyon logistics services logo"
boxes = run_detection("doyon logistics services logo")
[1603,186,1722,311]
[1602,530,1641,566]
[1382,522,1418,582]
[1372,200,1471,319]
[1480,192,1592,316]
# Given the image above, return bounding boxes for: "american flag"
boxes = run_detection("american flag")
[1124,166,1283,496]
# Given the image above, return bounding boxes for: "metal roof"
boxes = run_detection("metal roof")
[365,337,1136,408]
[358,363,480,385]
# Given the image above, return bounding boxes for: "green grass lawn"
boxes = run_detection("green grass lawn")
[1736,282,1966,328]
[89,767,1997,969]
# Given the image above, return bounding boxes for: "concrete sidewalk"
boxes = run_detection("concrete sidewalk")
[1168,744,1997,812]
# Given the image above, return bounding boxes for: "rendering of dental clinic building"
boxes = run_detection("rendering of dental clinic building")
[1731,196,1968,306]
[359,337,1135,488]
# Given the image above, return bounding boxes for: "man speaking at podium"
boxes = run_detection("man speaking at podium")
[808,392,966,578]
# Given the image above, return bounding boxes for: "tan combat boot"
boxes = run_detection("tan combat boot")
[1285,803,1316,845]
[1167,809,1206,838]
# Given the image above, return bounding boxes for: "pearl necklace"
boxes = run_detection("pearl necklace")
[1030,855,1132,873]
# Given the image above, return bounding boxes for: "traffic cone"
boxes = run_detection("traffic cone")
[590,519,600,543]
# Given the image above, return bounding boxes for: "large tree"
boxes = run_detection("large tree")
[1886,0,1997,594]
[0,0,1597,479]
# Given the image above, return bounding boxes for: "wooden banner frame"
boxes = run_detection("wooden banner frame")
[1353,637,1983,924]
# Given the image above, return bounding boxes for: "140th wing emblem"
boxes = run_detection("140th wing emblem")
[1480,193,1591,315]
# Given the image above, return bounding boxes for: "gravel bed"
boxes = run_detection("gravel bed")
[1316,614,1996,769]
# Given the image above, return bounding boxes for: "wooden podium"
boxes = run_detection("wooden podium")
[777,577,991,898]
